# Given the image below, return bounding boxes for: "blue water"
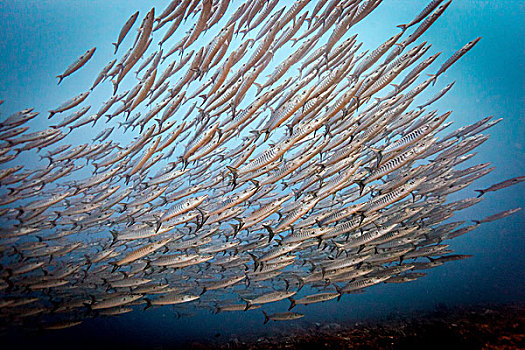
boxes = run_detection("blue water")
[0,0,524,348]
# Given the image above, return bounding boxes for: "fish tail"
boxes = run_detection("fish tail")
[249,179,260,189]
[321,267,327,279]
[112,42,118,55]
[243,299,252,311]
[305,16,315,29]
[396,24,407,31]
[263,130,271,142]
[111,79,118,95]
[200,287,207,295]
[474,189,484,198]
[231,216,245,230]
[48,111,56,119]
[158,196,168,206]
[83,254,92,266]
[109,230,118,247]
[228,223,240,237]
[144,298,152,310]
[56,75,64,85]
[262,310,269,324]
[370,147,383,167]
[296,276,305,292]
[288,297,296,311]
[355,179,366,196]
[196,207,208,226]
[472,219,481,225]
[427,74,437,86]
[248,252,260,271]
[262,225,275,243]
[335,284,343,301]
[253,82,264,96]
[226,166,238,188]
[110,263,119,273]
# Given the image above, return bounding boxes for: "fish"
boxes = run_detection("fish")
[113,11,140,54]
[262,310,304,324]
[431,36,481,85]
[48,91,90,119]
[475,175,525,197]
[144,294,199,309]
[56,47,96,85]
[472,208,522,225]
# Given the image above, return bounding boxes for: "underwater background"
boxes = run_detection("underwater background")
[0,0,523,348]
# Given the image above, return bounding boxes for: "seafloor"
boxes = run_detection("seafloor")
[184,303,524,350]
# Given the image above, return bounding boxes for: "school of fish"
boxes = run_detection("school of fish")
[1,0,524,330]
